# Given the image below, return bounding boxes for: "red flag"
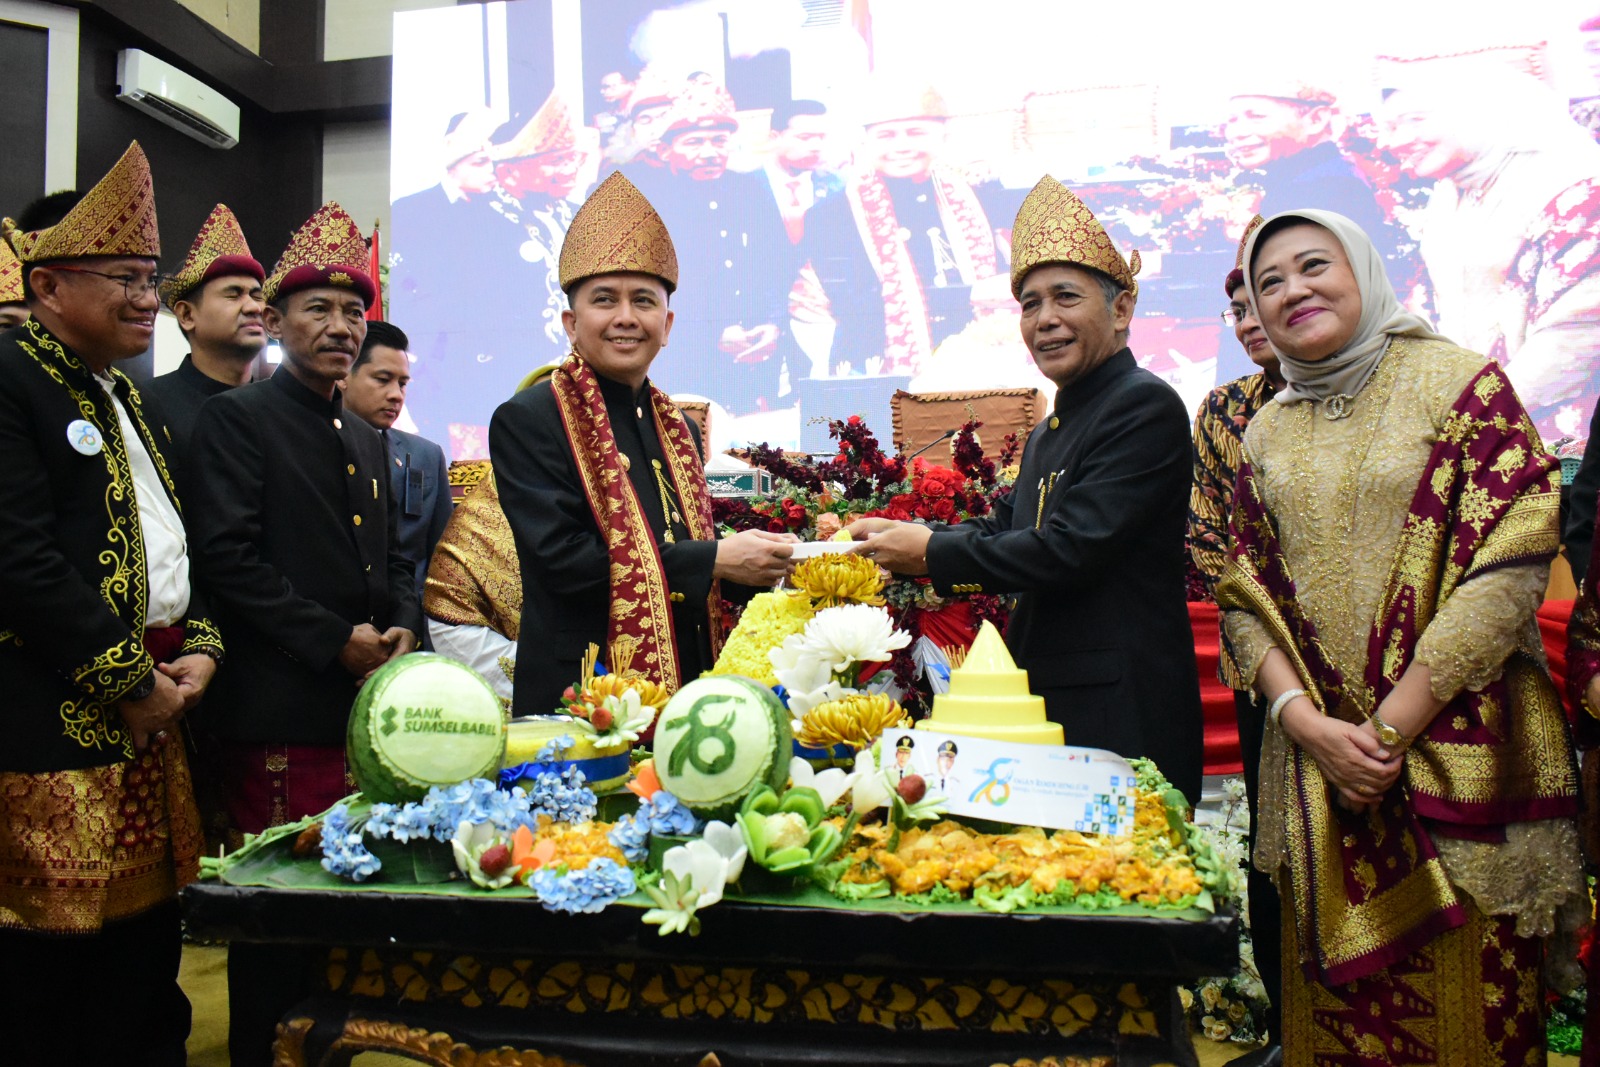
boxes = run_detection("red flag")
[365,220,384,321]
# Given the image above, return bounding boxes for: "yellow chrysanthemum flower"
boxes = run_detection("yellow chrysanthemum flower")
[791,552,885,608]
[710,590,815,686]
[587,671,670,712]
[794,692,909,750]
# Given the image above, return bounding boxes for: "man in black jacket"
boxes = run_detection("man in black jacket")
[187,202,420,839]
[849,176,1203,804]
[145,202,266,465]
[0,142,224,1065]
[490,172,794,719]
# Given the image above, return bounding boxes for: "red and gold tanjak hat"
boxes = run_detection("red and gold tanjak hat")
[0,239,22,305]
[557,171,678,294]
[1224,214,1266,296]
[493,91,577,161]
[263,201,375,306]
[2,141,160,264]
[1008,175,1140,300]
[160,203,263,308]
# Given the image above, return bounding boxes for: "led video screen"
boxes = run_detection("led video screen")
[391,0,1600,458]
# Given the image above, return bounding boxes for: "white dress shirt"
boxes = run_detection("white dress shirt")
[97,375,191,627]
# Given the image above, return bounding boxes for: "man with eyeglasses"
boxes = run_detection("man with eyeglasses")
[1184,214,1286,1067]
[0,142,224,1064]
[185,201,421,1066]
[146,203,266,466]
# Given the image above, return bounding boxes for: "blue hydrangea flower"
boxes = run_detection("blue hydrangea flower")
[607,813,650,864]
[415,778,537,841]
[536,735,575,764]
[529,858,636,914]
[320,805,381,882]
[527,766,597,825]
[642,791,702,836]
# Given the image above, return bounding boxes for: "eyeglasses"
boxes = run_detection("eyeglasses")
[1221,307,1249,326]
[48,265,170,302]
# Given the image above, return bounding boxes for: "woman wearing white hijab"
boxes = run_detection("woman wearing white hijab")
[1217,209,1584,1064]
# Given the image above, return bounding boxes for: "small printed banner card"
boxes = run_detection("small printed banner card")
[881,727,1137,837]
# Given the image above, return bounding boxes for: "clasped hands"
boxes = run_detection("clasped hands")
[340,623,419,683]
[118,652,218,751]
[1278,695,1407,815]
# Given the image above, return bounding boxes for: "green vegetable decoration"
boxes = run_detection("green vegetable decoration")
[653,676,791,820]
[736,784,842,880]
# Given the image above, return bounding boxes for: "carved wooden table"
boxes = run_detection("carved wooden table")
[182,882,1236,1067]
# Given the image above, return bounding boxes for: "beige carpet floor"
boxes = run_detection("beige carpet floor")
[180,944,1581,1066]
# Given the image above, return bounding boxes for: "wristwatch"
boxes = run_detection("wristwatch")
[1370,710,1411,750]
[123,670,157,703]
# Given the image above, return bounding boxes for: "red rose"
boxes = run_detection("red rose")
[931,498,957,522]
[848,414,862,425]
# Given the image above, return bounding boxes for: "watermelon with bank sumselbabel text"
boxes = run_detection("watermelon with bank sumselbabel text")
[347,653,507,803]
[653,675,791,821]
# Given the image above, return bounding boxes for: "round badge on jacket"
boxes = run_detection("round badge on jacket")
[67,419,103,455]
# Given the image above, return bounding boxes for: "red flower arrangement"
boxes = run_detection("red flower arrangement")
[712,415,1019,714]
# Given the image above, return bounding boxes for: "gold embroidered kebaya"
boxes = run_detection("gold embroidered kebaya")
[159,202,263,308]
[1,141,160,263]
[263,201,375,305]
[0,238,22,304]
[424,471,523,641]
[557,172,679,293]
[1008,175,1140,299]
[493,90,578,161]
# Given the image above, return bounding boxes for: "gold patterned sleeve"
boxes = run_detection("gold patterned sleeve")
[1221,608,1278,691]
[1414,562,1550,703]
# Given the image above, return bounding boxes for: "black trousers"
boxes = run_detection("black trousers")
[1234,688,1283,1037]
[0,899,189,1066]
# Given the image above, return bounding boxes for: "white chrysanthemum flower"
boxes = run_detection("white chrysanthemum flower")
[794,604,910,675]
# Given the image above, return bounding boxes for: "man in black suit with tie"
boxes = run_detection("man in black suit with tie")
[339,319,453,602]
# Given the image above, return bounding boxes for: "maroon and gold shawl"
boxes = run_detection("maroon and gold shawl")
[1218,361,1576,984]
[550,353,723,693]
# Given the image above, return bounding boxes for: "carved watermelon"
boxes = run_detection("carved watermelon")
[347,653,507,803]
[652,675,791,820]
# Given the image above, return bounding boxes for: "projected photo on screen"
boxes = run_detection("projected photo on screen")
[390,1,1600,459]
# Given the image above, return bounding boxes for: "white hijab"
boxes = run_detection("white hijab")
[1242,209,1447,408]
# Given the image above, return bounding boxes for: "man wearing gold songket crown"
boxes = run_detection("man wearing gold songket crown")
[850,177,1203,803]
[489,172,796,717]
[0,142,224,1062]
[145,203,267,465]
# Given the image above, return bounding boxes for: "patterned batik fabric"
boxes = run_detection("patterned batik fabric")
[1188,371,1278,609]
[1217,338,1577,985]
[549,353,722,694]
[1280,896,1546,1067]
[0,737,200,934]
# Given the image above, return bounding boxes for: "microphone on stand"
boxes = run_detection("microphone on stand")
[905,428,958,462]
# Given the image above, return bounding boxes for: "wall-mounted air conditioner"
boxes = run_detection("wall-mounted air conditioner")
[116,49,240,150]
